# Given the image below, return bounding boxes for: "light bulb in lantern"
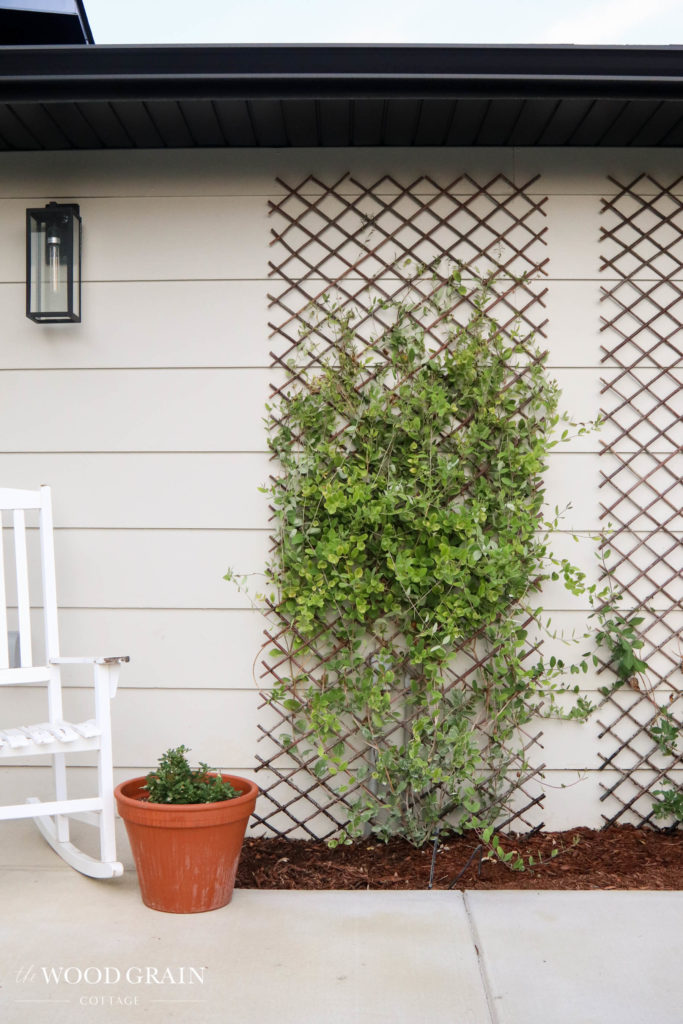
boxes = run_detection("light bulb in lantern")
[47,231,60,294]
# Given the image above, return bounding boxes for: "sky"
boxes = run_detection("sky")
[84,0,683,46]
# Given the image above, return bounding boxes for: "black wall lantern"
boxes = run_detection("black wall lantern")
[26,202,81,323]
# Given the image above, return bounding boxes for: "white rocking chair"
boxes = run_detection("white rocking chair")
[0,485,128,878]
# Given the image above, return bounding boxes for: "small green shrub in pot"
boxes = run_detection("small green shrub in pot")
[143,745,242,804]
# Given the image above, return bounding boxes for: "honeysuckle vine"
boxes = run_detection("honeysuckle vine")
[227,264,662,849]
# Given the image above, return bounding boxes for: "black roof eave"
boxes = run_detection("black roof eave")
[3,44,683,149]
[2,43,683,103]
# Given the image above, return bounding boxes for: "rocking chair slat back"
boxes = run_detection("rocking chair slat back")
[0,521,8,669]
[0,486,61,672]
[0,484,126,878]
[38,488,60,664]
[12,509,33,668]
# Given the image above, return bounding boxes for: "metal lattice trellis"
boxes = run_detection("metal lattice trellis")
[598,173,683,829]
[252,172,552,839]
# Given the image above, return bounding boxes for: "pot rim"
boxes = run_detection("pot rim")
[114,773,259,813]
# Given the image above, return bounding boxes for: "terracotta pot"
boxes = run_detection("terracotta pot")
[114,774,258,914]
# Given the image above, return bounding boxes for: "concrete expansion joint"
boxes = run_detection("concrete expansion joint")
[462,891,499,1024]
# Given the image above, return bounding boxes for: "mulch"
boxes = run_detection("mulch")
[236,825,683,890]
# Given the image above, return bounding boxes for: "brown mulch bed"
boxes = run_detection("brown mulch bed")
[236,825,682,890]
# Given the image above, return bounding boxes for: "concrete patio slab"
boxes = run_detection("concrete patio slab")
[2,821,681,1024]
[466,890,683,1024]
[0,817,135,870]
[0,869,489,1024]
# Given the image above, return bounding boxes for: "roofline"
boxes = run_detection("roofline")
[0,1,95,45]
[74,0,95,44]
[3,44,683,103]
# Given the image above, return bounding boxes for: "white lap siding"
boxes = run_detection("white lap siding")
[0,147,679,834]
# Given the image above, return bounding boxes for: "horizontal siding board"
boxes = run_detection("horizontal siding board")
[49,607,270,689]
[28,604,674,694]
[0,280,271,369]
[0,147,516,198]
[0,687,269,769]
[4,526,674,614]
[533,527,683,612]
[5,684,663,774]
[111,688,267,768]
[0,278,644,371]
[0,193,617,286]
[516,148,683,195]
[542,194,601,279]
[0,278,669,372]
[0,196,270,282]
[19,605,679,694]
[2,147,683,200]
[0,369,276,452]
[503,769,683,832]
[0,451,617,531]
[0,367,674,455]
[0,453,273,529]
[9,529,271,610]
[0,366,633,455]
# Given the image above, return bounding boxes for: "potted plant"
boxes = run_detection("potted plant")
[114,746,258,914]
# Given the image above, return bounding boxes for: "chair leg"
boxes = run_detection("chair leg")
[52,751,70,844]
[29,801,123,878]
[94,663,118,865]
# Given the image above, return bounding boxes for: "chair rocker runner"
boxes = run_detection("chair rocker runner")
[0,485,128,878]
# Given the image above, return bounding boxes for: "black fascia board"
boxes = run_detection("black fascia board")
[2,44,683,103]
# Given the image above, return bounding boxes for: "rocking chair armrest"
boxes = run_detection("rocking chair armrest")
[49,656,129,698]
[49,656,130,666]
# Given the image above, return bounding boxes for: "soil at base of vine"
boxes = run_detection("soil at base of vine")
[236,824,682,891]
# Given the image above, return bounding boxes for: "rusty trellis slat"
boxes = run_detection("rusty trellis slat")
[598,173,683,829]
[254,171,550,840]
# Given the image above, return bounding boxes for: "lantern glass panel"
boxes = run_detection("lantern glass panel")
[26,204,81,323]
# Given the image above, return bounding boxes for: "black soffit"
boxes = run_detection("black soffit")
[3,44,683,149]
